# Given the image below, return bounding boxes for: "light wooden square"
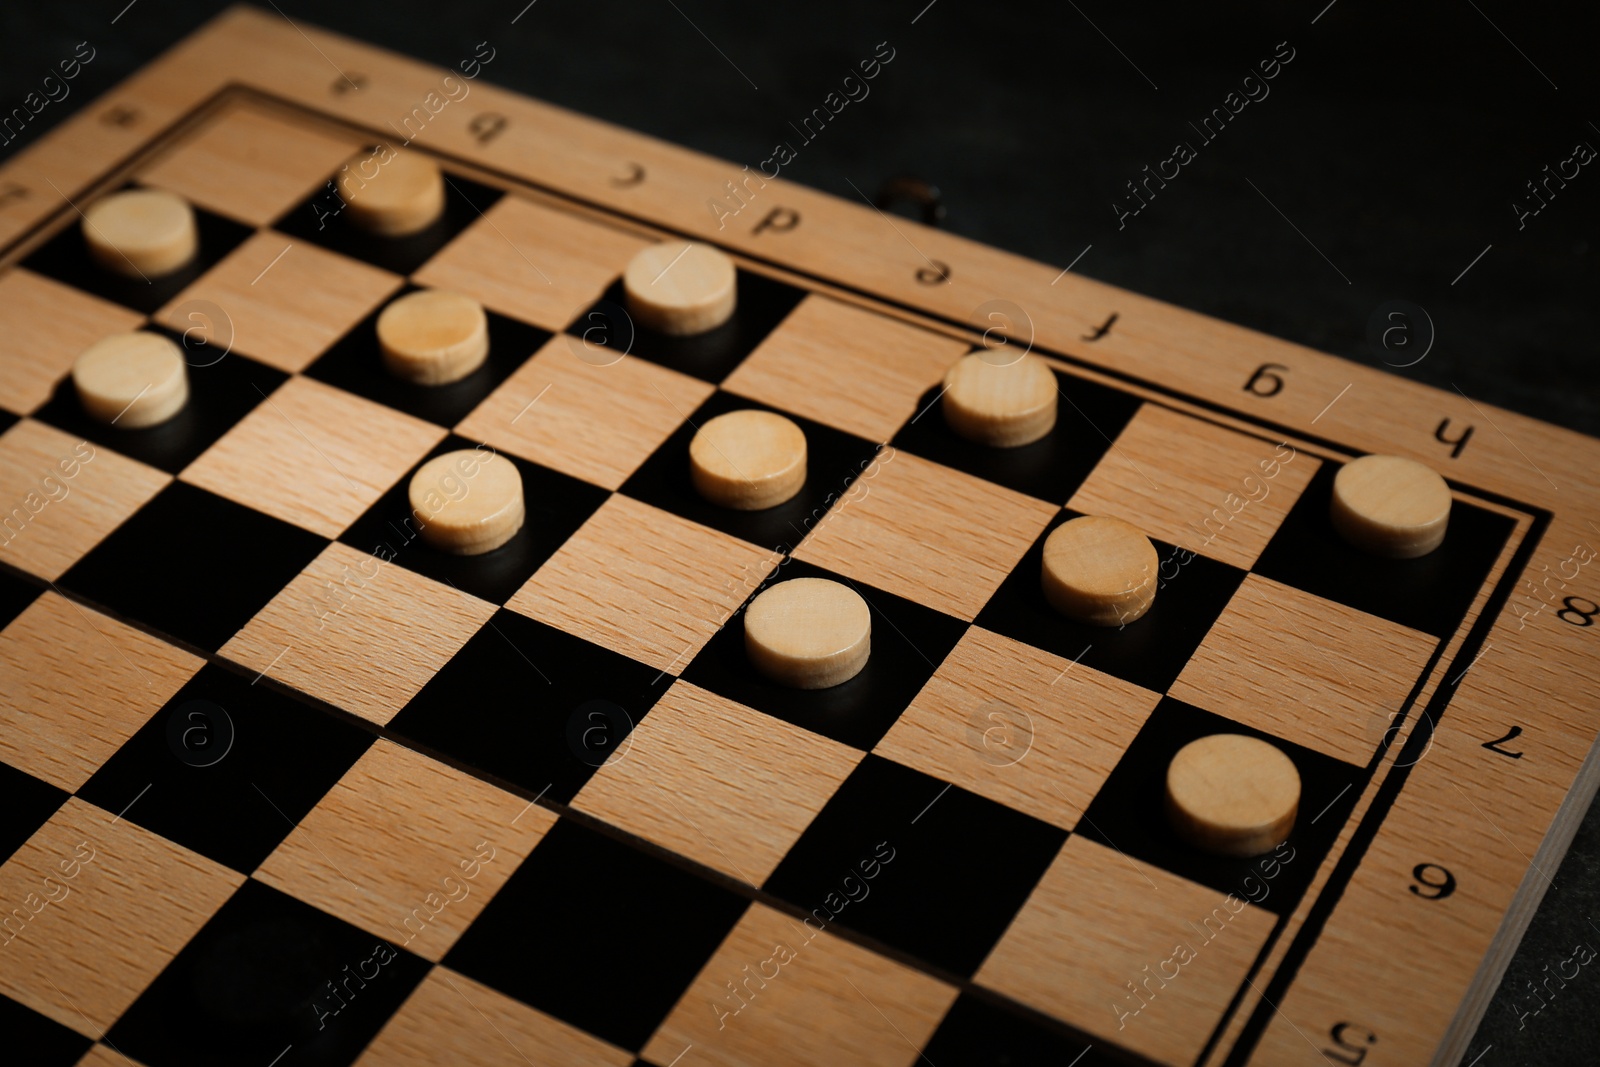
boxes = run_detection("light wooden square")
[0,269,143,414]
[1067,404,1319,569]
[0,797,243,1037]
[456,336,712,489]
[508,495,776,673]
[221,542,495,726]
[876,626,1160,832]
[0,592,201,791]
[76,1046,152,1067]
[1170,574,1436,764]
[356,967,632,1067]
[0,420,169,580]
[796,449,1056,620]
[643,901,958,1067]
[722,295,968,441]
[181,376,442,537]
[976,835,1275,1067]
[156,230,402,373]
[413,195,649,331]
[574,681,862,885]
[256,738,554,961]
[137,103,363,226]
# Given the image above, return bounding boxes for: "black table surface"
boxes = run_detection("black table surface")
[3,1,1597,1062]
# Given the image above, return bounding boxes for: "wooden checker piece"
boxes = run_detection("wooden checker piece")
[81,187,197,278]
[408,448,524,554]
[744,576,871,688]
[689,408,807,510]
[376,288,490,385]
[71,332,188,428]
[1040,514,1159,626]
[0,13,1593,1067]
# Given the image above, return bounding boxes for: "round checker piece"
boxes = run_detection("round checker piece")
[1329,454,1452,559]
[623,241,737,336]
[409,449,525,555]
[689,409,807,511]
[941,351,1058,447]
[1040,515,1159,627]
[1165,734,1300,857]
[338,151,446,236]
[376,289,490,386]
[745,577,871,689]
[82,188,197,278]
[72,332,189,429]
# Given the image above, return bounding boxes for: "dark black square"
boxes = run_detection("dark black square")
[32,329,288,473]
[445,818,746,1051]
[1252,462,1517,638]
[0,566,41,630]
[0,408,17,432]
[570,271,804,383]
[0,992,91,1067]
[764,755,1066,976]
[893,370,1143,503]
[304,284,550,427]
[77,663,373,874]
[59,482,327,651]
[389,608,666,802]
[920,993,1110,1067]
[274,168,502,277]
[0,760,67,866]
[1077,696,1361,914]
[976,509,1247,693]
[107,879,429,1067]
[338,435,608,605]
[682,558,967,750]
[23,191,252,315]
[620,390,881,553]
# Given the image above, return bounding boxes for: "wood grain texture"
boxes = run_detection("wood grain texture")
[0,797,243,1037]
[155,229,402,373]
[0,592,200,791]
[976,835,1276,1067]
[1067,402,1319,569]
[255,738,555,962]
[1170,574,1438,766]
[796,449,1057,620]
[355,966,634,1067]
[220,542,496,725]
[412,194,648,332]
[136,101,361,227]
[0,419,170,581]
[875,626,1160,832]
[0,269,143,416]
[75,1045,151,1067]
[180,375,442,538]
[723,294,969,443]
[574,680,862,885]
[643,900,958,1067]
[455,335,714,491]
[507,494,776,674]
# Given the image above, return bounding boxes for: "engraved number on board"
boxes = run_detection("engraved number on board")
[333,72,369,94]
[1322,1023,1376,1065]
[1482,725,1525,758]
[100,105,139,127]
[1083,311,1118,342]
[916,259,951,285]
[1244,362,1287,397]
[611,162,646,188]
[1556,596,1597,627]
[469,112,506,145]
[1408,863,1456,900]
[1434,417,1473,458]
[0,182,29,208]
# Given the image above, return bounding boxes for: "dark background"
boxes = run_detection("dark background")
[3,1,1597,1062]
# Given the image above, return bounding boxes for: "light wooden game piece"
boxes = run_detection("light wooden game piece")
[338,151,446,236]
[689,409,807,510]
[376,289,489,385]
[81,188,197,278]
[1165,734,1301,857]
[744,577,871,689]
[1040,515,1159,627]
[1330,453,1452,558]
[623,240,738,336]
[71,332,189,429]
[408,449,525,555]
[941,351,1058,447]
